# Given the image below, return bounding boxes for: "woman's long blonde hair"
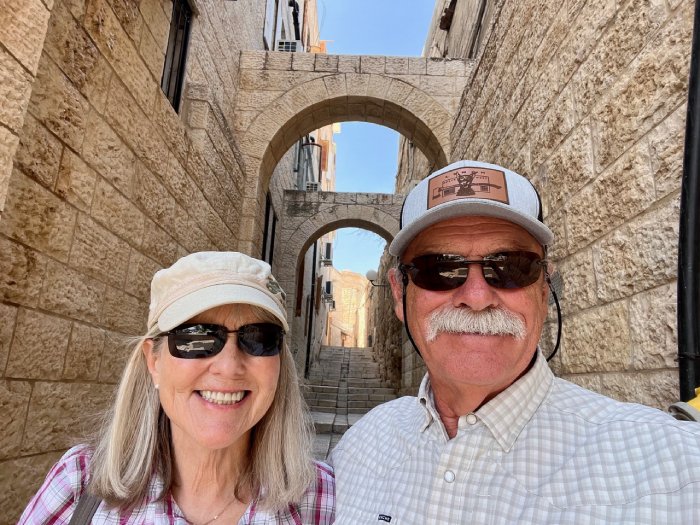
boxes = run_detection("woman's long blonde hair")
[89,309,315,511]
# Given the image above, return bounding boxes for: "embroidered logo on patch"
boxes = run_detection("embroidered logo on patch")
[378,515,392,523]
[266,277,286,301]
[427,166,509,209]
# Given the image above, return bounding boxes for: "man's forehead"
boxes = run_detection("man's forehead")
[403,216,542,256]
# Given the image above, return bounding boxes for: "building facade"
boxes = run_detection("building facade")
[325,268,371,348]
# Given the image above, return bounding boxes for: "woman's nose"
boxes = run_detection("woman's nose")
[210,335,247,373]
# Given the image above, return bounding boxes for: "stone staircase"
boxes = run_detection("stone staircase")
[304,345,398,460]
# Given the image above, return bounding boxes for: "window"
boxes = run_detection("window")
[161,0,193,112]
[261,193,277,264]
[320,242,332,264]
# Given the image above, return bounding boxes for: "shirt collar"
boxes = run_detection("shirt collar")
[417,350,554,451]
[418,373,441,432]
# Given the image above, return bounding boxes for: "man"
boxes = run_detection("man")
[330,160,700,523]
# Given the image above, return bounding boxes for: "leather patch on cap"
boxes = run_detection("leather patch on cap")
[427,167,509,209]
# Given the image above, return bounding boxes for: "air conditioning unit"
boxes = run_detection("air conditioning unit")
[306,181,319,192]
[277,40,303,52]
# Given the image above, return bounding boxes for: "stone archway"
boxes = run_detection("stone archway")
[275,189,402,320]
[234,50,471,253]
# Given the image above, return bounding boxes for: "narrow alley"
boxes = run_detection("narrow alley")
[304,345,397,460]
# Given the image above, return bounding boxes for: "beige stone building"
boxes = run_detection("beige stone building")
[325,268,371,348]
[1,0,695,520]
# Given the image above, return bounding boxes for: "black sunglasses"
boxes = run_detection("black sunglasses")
[399,251,547,291]
[161,323,285,358]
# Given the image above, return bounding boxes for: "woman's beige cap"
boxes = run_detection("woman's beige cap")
[148,252,288,332]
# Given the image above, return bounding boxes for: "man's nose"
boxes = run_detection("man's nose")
[450,263,499,310]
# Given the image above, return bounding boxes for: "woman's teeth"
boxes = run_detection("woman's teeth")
[199,390,246,405]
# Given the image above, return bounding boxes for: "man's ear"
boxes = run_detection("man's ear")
[388,268,406,322]
[142,338,161,387]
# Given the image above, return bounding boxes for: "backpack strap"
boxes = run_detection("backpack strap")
[68,491,102,525]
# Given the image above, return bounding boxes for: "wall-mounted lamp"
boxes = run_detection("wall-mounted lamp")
[366,269,390,288]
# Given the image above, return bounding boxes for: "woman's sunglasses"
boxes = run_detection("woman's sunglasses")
[399,251,547,291]
[161,323,284,358]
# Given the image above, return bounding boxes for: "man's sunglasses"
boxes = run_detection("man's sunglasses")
[161,323,285,358]
[399,251,547,291]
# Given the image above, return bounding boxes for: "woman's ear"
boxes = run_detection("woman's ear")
[143,338,161,387]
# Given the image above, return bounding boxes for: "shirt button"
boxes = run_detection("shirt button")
[466,413,478,425]
[444,470,455,483]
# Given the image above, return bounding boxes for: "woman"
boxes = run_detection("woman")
[19,251,335,524]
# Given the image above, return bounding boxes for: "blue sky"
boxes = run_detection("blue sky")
[318,1,436,276]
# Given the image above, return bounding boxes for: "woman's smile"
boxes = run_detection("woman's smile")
[198,389,249,405]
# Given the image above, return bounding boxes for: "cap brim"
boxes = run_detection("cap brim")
[389,199,554,257]
[157,284,289,332]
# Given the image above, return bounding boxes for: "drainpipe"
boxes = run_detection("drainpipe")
[678,0,700,402]
[304,241,317,378]
[289,0,301,41]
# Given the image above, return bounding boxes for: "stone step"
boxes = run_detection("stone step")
[308,399,395,413]
[311,411,367,435]
[312,398,338,408]
[346,391,397,401]
[312,379,345,386]
[346,378,390,388]
[302,384,338,394]
[304,394,338,404]
[304,388,339,397]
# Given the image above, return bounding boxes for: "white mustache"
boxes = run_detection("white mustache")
[426,306,526,342]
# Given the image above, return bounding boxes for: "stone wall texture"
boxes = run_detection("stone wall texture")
[0,0,51,218]
[2,0,695,519]
[0,0,268,521]
[389,0,693,407]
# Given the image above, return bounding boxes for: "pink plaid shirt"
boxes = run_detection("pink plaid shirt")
[19,445,335,524]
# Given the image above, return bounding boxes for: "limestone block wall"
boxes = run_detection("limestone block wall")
[387,0,692,409]
[0,0,52,218]
[425,0,497,60]
[367,251,406,390]
[0,1,269,521]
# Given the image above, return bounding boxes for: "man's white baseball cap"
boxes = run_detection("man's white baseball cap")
[389,160,554,257]
[148,251,288,332]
